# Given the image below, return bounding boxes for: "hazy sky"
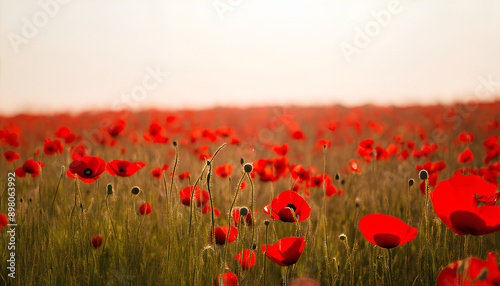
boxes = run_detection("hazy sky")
[1,0,500,115]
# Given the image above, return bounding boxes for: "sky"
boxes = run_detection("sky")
[1,0,500,116]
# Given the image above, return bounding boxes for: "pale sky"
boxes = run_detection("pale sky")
[1,0,500,115]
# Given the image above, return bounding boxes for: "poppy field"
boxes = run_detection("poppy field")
[1,103,499,285]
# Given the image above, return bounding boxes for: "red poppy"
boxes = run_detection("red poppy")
[0,214,7,232]
[178,170,189,180]
[92,236,103,248]
[15,159,44,177]
[106,160,146,177]
[291,130,306,140]
[43,138,64,155]
[0,129,19,147]
[272,143,289,156]
[458,149,473,164]
[211,226,238,245]
[261,236,306,266]
[104,119,126,137]
[151,164,169,179]
[139,202,151,215]
[202,206,220,217]
[235,249,256,270]
[359,214,418,248]
[70,145,87,161]
[179,186,209,207]
[214,164,234,179]
[268,190,311,223]
[68,156,106,184]
[436,252,500,286]
[217,272,238,286]
[326,184,337,197]
[4,151,20,162]
[457,131,475,144]
[431,174,500,236]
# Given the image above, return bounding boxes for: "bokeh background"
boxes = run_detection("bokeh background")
[1,0,500,115]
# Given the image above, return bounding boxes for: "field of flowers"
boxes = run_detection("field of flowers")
[0,103,499,285]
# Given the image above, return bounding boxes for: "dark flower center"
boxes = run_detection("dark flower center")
[118,167,125,172]
[83,168,93,177]
[286,204,297,212]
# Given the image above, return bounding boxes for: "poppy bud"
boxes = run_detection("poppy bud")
[107,184,113,195]
[29,198,32,203]
[408,179,414,187]
[172,141,177,147]
[20,198,23,203]
[131,186,140,195]
[339,233,347,241]
[264,220,270,226]
[340,179,345,185]
[419,170,428,180]
[240,158,244,165]
[370,150,377,157]
[335,173,340,180]
[244,163,253,173]
[355,197,362,208]
[239,207,249,216]
[252,244,257,250]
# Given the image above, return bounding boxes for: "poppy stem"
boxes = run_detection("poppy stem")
[188,143,226,236]
[387,248,394,286]
[169,143,179,216]
[263,222,269,286]
[50,165,65,212]
[206,165,216,250]
[322,145,330,284]
[246,172,255,248]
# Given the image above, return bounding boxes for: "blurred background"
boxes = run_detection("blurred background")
[1,0,500,116]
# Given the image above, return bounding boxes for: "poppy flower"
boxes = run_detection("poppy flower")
[261,236,306,266]
[291,130,306,140]
[151,164,169,179]
[106,160,146,177]
[43,138,64,155]
[0,130,19,147]
[458,149,473,164]
[139,202,151,215]
[211,226,238,245]
[272,143,289,156]
[178,170,189,180]
[268,190,311,223]
[92,236,103,248]
[15,159,44,177]
[0,214,8,232]
[68,156,106,184]
[436,252,500,286]
[217,272,238,286]
[214,164,234,179]
[359,214,418,248]
[179,186,209,207]
[202,206,220,217]
[4,151,20,162]
[457,131,474,144]
[431,174,500,236]
[235,249,256,270]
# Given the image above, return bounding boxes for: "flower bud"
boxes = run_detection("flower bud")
[131,186,140,195]
[419,170,428,180]
[244,163,253,173]
[107,184,113,195]
[408,179,415,187]
[264,220,270,226]
[339,233,347,241]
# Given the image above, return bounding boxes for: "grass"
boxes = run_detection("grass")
[0,104,499,285]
